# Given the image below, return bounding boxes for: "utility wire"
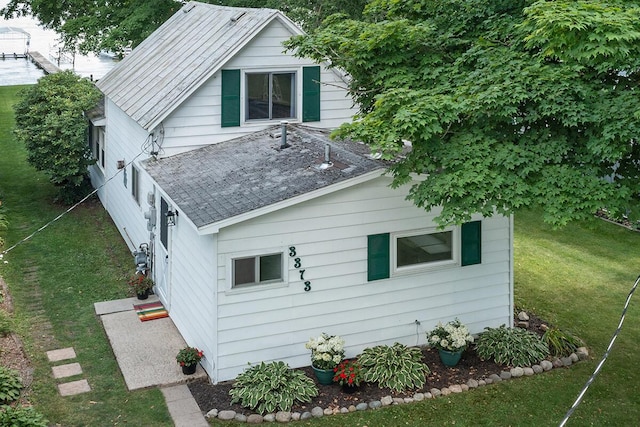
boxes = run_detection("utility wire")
[558,274,639,426]
[1,135,152,258]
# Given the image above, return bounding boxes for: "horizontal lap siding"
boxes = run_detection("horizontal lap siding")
[101,101,154,251]
[167,224,218,378]
[160,20,356,156]
[214,177,512,381]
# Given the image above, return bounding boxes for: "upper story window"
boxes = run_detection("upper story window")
[221,66,321,127]
[246,72,295,121]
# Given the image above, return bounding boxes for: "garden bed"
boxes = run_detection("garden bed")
[189,312,552,417]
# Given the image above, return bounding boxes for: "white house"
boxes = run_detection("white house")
[89,1,514,383]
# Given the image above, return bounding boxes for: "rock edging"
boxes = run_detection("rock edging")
[204,347,589,423]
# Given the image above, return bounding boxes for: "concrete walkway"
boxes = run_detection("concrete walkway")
[95,296,208,426]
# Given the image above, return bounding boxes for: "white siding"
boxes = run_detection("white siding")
[158,19,356,157]
[165,214,218,380]
[214,177,513,381]
[98,99,155,253]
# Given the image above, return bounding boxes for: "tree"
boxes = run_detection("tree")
[284,0,640,227]
[13,70,102,204]
[1,0,367,55]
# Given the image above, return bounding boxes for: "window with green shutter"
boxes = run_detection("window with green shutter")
[461,221,482,266]
[302,66,321,122]
[368,233,390,281]
[221,69,240,127]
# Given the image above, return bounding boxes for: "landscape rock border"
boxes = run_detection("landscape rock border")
[204,347,590,423]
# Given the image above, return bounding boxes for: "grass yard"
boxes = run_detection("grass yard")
[1,83,640,426]
[0,86,172,426]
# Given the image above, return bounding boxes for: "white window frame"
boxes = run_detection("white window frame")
[392,227,459,275]
[228,250,288,292]
[242,69,297,124]
[90,126,106,172]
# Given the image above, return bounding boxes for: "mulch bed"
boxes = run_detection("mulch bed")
[189,312,550,415]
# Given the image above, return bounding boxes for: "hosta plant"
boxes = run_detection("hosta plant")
[0,405,48,427]
[358,342,429,393]
[229,361,318,414]
[475,325,549,367]
[543,327,585,357]
[0,367,23,404]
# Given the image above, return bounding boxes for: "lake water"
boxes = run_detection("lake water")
[0,0,117,86]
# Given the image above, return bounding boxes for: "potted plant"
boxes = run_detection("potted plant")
[176,346,204,375]
[333,359,363,393]
[305,332,345,385]
[426,318,474,367]
[128,273,154,300]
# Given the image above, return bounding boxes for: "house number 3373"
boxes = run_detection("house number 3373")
[289,246,311,291]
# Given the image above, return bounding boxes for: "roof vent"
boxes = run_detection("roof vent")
[280,121,290,149]
[230,11,247,22]
[320,144,333,169]
[183,3,196,13]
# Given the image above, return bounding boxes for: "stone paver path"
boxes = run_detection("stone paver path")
[47,347,91,396]
[46,347,76,362]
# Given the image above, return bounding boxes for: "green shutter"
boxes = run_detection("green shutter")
[302,66,321,122]
[221,69,240,127]
[368,233,390,281]
[461,221,482,266]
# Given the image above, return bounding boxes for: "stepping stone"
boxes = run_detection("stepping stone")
[47,347,76,362]
[52,363,82,379]
[58,379,91,396]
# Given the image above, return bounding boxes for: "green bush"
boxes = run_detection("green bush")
[358,342,430,393]
[0,405,48,427]
[543,327,584,357]
[229,361,318,414]
[475,325,549,366]
[0,310,12,337]
[0,367,23,404]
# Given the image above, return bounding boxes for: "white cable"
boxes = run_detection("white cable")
[558,275,640,426]
[1,136,151,257]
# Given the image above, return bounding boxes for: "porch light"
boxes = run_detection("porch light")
[166,209,178,226]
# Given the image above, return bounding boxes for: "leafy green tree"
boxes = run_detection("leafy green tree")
[1,0,367,54]
[285,0,640,227]
[13,70,102,204]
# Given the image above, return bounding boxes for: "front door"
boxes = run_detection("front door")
[154,196,171,307]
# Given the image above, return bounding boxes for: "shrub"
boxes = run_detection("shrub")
[0,310,12,337]
[543,327,584,357]
[358,342,430,393]
[0,367,23,404]
[475,325,549,366]
[0,405,48,427]
[229,361,318,414]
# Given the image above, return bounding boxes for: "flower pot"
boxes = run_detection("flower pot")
[438,349,463,367]
[312,366,334,385]
[182,364,197,375]
[341,384,359,394]
[136,289,149,300]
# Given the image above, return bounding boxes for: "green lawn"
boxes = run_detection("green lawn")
[0,86,171,426]
[2,84,640,426]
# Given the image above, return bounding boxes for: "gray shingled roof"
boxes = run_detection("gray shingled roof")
[142,125,387,230]
[96,2,301,132]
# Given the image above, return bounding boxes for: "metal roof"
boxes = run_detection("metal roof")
[96,1,302,132]
[142,124,387,231]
